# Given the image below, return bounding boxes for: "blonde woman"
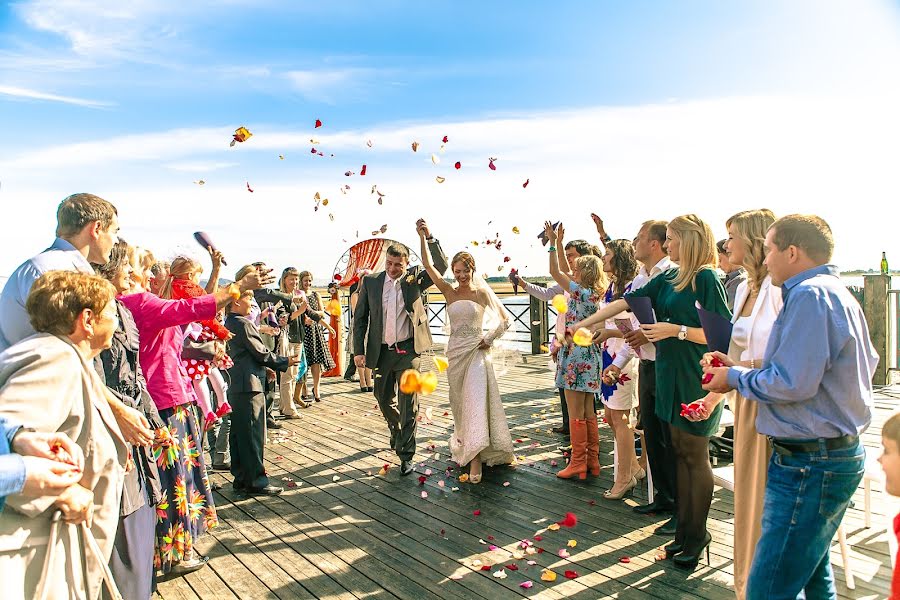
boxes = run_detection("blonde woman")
[699,209,781,598]
[545,221,608,481]
[573,214,730,570]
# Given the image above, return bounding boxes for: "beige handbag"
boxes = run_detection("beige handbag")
[35,511,123,600]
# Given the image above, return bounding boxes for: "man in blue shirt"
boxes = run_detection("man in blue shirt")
[0,193,120,353]
[0,193,153,448]
[703,214,878,600]
[0,416,84,512]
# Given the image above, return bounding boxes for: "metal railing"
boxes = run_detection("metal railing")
[337,288,560,354]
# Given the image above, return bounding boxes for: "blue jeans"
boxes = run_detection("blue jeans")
[746,439,864,600]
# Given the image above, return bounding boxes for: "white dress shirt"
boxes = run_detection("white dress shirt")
[382,274,412,345]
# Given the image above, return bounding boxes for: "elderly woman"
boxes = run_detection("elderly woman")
[117,262,272,575]
[0,271,129,600]
[95,241,165,598]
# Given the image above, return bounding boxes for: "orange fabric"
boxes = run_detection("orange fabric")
[323,311,342,377]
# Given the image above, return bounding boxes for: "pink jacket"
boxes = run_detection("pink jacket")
[119,292,217,411]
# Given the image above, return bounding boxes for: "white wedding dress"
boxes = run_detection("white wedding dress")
[446,300,516,467]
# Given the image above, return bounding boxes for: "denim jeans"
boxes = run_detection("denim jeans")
[746,439,865,600]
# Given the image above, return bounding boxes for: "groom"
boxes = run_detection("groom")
[353,219,448,475]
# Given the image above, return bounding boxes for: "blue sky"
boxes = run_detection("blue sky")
[2,0,900,281]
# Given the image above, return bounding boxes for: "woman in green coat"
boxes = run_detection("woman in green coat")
[572,214,730,571]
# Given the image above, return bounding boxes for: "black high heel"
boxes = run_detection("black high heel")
[663,540,684,559]
[673,532,712,570]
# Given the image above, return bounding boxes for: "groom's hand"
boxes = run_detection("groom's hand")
[416,218,431,239]
[354,355,366,368]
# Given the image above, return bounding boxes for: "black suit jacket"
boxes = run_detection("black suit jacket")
[225,313,289,393]
[352,239,448,368]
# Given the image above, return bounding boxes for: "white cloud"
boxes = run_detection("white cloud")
[3,93,899,280]
[0,84,111,108]
[284,68,378,103]
[12,0,181,61]
[164,161,239,173]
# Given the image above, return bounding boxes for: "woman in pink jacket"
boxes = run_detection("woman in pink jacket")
[118,263,272,575]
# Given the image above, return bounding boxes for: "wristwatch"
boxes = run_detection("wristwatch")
[677,325,687,341]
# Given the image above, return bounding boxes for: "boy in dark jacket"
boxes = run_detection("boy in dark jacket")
[225,290,299,495]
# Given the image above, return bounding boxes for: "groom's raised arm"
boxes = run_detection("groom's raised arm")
[427,237,449,277]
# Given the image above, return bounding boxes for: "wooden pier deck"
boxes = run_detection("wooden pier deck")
[156,353,900,599]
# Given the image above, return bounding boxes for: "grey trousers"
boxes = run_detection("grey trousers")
[373,341,420,461]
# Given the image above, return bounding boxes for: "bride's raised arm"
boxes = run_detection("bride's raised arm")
[418,224,454,298]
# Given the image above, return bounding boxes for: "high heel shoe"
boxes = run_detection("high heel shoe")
[663,540,684,559]
[632,467,646,481]
[673,532,712,570]
[603,476,637,500]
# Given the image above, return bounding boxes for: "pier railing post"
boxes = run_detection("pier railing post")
[529,285,548,355]
[863,274,890,385]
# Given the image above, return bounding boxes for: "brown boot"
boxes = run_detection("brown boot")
[557,419,587,480]
[585,414,600,477]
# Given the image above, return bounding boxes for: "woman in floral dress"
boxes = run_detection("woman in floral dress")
[544,221,607,481]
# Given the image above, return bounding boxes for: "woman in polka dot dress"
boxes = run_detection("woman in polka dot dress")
[162,255,233,430]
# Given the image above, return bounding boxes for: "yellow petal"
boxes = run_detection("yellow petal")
[572,327,593,347]
[433,356,449,373]
[322,198,329,206]
[435,176,446,183]
[551,294,568,313]
[512,226,520,234]
[458,473,469,483]
[567,539,577,547]
[540,569,557,582]
[539,344,549,353]
[547,523,561,531]
[418,371,438,395]
[431,153,440,165]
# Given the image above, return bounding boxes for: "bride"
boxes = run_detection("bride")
[418,224,516,483]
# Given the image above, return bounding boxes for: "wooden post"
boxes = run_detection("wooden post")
[529,287,548,355]
[864,274,890,385]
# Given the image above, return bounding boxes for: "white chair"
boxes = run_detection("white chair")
[711,464,856,590]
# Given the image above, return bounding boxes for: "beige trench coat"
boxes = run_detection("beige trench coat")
[0,333,127,600]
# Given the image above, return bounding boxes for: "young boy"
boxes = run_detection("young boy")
[225,289,300,495]
[880,411,900,599]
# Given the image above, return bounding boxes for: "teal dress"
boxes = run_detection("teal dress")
[625,267,731,436]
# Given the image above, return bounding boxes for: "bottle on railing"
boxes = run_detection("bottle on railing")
[882,252,890,276]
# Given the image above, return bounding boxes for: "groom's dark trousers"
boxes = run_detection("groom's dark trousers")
[373,338,419,461]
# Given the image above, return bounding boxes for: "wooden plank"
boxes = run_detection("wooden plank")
[184,360,900,600]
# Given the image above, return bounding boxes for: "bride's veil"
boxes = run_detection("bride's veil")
[441,273,520,377]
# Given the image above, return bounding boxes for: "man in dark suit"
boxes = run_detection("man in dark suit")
[353,219,448,475]
[225,289,300,495]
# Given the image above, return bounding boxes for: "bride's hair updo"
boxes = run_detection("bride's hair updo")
[451,251,476,273]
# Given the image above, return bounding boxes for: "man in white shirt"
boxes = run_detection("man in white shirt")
[606,220,678,530]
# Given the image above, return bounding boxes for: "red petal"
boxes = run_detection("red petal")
[311,147,317,153]
[487,535,494,540]
[418,476,427,485]
[488,158,497,170]
[440,529,445,536]
[503,256,511,262]
[315,119,322,128]
[534,535,543,541]
[473,510,481,516]
[360,164,367,176]
[619,556,631,563]
[560,512,578,527]
[454,161,461,170]
[522,179,530,188]
[246,182,254,192]
[537,548,545,554]
[480,565,491,571]
[564,570,579,579]
[506,564,519,571]
[442,135,449,143]
[334,274,342,281]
